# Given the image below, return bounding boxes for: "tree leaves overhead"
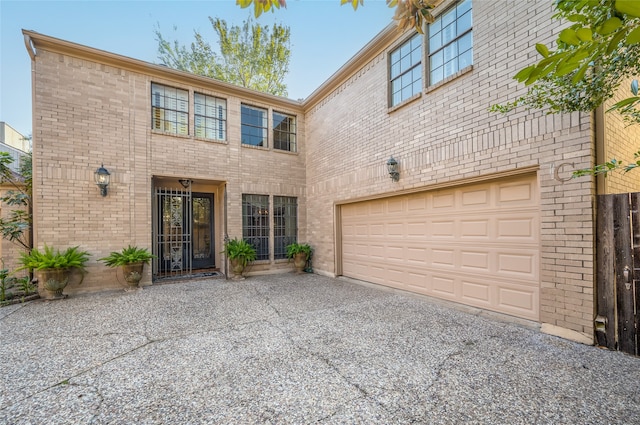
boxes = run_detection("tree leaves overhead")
[492,0,640,126]
[155,17,291,97]
[240,0,435,33]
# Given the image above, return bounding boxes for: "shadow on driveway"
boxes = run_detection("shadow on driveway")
[1,273,639,424]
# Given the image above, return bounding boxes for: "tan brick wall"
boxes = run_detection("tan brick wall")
[602,77,640,194]
[304,0,595,336]
[31,48,306,294]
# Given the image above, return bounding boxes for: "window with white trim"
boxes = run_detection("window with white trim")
[151,83,188,135]
[390,33,422,106]
[428,0,473,86]
[241,104,268,147]
[194,93,226,141]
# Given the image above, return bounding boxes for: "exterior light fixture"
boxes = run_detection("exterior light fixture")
[179,179,191,189]
[94,164,110,197]
[387,156,399,182]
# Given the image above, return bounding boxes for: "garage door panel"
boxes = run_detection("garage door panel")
[461,188,490,207]
[432,248,455,267]
[432,220,456,237]
[460,250,490,272]
[461,280,491,305]
[341,174,540,321]
[432,275,456,296]
[460,219,490,238]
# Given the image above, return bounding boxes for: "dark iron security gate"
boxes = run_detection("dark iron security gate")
[154,187,192,278]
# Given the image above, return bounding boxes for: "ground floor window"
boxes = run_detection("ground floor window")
[242,194,270,260]
[274,196,298,259]
[241,194,298,261]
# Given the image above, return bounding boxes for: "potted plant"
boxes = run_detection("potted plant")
[221,237,257,280]
[99,245,156,289]
[286,243,312,273]
[17,245,90,299]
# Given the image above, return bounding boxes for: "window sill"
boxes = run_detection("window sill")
[272,148,298,156]
[388,92,422,114]
[242,143,269,151]
[194,136,228,145]
[426,65,474,94]
[151,129,191,139]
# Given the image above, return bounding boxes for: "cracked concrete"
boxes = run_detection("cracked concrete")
[1,273,639,424]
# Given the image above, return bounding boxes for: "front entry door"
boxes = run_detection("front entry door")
[192,193,215,269]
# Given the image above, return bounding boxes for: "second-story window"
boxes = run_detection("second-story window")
[194,93,226,141]
[428,0,473,86]
[273,112,297,152]
[151,83,188,136]
[241,104,268,147]
[390,33,422,107]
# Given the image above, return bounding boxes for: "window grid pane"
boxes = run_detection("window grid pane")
[274,196,297,259]
[195,93,227,141]
[428,0,473,86]
[389,33,422,106]
[273,112,297,152]
[242,194,269,260]
[241,104,268,147]
[151,83,189,136]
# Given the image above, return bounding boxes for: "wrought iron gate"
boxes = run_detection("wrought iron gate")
[595,193,640,356]
[154,187,192,278]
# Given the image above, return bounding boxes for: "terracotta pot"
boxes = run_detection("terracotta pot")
[293,253,307,273]
[121,262,145,288]
[36,268,71,299]
[230,258,245,280]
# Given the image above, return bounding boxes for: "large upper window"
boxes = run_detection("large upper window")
[241,104,268,147]
[390,33,422,107]
[273,112,297,152]
[194,93,226,141]
[242,194,269,260]
[428,0,473,86]
[274,196,298,259]
[151,83,188,135]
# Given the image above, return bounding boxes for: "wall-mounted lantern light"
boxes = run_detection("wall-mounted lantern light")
[94,164,110,197]
[387,156,399,182]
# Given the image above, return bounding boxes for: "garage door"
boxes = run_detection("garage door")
[340,174,540,320]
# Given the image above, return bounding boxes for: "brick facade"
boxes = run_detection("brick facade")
[24,0,636,342]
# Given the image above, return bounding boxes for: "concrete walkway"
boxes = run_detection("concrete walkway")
[1,274,639,424]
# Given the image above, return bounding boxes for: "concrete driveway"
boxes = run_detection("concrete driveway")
[1,274,639,424]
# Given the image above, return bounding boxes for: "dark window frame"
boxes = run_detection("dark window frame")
[241,104,268,147]
[242,194,270,260]
[274,196,298,259]
[151,83,189,136]
[273,111,297,152]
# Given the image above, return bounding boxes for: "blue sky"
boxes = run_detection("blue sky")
[0,0,396,137]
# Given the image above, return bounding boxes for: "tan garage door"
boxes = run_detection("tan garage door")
[341,174,540,320]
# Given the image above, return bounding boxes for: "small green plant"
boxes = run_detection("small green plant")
[16,276,33,295]
[17,245,90,272]
[285,243,312,260]
[99,245,156,267]
[0,268,8,301]
[221,238,257,268]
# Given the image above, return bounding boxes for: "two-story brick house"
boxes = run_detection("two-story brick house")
[22,0,640,344]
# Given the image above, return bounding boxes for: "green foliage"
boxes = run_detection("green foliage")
[491,0,640,126]
[17,245,90,273]
[240,0,435,33]
[491,0,640,177]
[99,246,156,267]
[285,242,312,259]
[0,150,32,251]
[221,237,257,267]
[155,17,291,96]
